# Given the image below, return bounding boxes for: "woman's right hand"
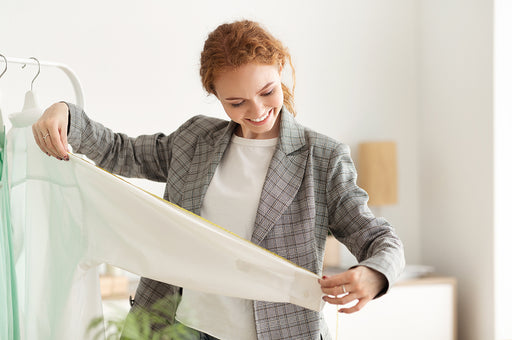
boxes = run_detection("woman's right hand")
[32,102,70,161]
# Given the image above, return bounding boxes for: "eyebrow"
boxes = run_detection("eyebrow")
[224,81,275,101]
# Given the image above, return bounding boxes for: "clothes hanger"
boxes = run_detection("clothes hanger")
[20,56,41,112]
[9,57,43,127]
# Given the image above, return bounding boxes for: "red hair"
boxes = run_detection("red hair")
[200,20,296,116]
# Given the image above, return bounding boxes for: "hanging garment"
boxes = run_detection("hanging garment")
[7,92,104,340]
[0,105,20,340]
[7,108,323,340]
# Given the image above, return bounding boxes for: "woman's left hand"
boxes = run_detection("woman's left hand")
[318,266,387,313]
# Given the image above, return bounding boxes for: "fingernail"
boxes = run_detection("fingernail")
[322,276,327,279]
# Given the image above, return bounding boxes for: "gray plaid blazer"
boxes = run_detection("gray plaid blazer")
[67,103,405,340]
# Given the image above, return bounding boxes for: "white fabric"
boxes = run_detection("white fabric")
[176,135,278,340]
[7,111,323,340]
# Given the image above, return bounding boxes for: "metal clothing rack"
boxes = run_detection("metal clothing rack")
[0,56,85,108]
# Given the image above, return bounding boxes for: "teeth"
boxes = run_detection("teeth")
[250,109,271,122]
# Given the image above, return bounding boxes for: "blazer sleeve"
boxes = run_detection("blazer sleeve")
[66,103,196,182]
[326,143,405,293]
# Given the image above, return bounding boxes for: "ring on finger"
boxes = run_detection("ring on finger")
[42,133,50,140]
[342,284,347,294]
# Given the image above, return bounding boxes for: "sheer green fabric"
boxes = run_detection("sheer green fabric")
[0,120,20,340]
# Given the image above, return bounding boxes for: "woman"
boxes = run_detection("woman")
[33,20,404,340]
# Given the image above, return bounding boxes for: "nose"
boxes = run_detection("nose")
[247,98,266,117]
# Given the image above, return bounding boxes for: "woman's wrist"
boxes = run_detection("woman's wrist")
[57,101,71,134]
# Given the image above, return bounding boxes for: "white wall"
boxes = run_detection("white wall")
[418,1,494,340]
[494,1,512,339]
[0,0,421,264]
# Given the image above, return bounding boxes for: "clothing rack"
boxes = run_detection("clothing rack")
[0,56,85,108]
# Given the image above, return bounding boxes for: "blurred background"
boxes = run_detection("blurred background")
[1,1,510,339]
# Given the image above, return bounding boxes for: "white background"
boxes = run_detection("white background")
[1,1,508,339]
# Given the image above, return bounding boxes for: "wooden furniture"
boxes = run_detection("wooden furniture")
[99,275,129,300]
[322,276,457,340]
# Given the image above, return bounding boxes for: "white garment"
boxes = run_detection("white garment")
[176,135,277,340]
[7,110,323,340]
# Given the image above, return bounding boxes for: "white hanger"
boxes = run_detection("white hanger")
[21,56,41,112]
[9,57,43,128]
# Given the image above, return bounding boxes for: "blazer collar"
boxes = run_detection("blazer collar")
[277,106,306,155]
[180,120,235,215]
[251,107,310,245]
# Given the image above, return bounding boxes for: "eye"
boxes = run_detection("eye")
[231,101,244,108]
[262,89,274,96]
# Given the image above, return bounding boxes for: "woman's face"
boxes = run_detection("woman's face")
[214,63,283,139]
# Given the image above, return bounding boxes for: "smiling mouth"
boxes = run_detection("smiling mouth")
[249,108,272,123]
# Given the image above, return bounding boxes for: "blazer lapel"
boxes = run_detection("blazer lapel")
[251,109,309,245]
[180,120,236,215]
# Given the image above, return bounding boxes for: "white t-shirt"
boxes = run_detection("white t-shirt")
[176,134,278,340]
